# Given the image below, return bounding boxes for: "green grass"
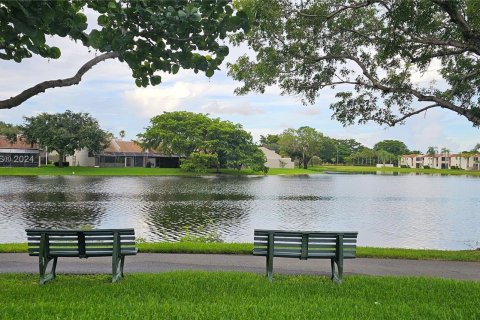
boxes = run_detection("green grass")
[1,165,478,176]
[2,242,479,261]
[311,165,480,176]
[0,272,479,319]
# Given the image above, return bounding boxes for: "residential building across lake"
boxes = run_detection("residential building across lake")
[400,153,480,170]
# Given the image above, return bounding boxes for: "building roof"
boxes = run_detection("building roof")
[259,147,284,159]
[0,136,39,150]
[400,154,423,158]
[104,139,143,153]
[99,139,178,157]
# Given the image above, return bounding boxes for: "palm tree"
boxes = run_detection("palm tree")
[426,146,437,168]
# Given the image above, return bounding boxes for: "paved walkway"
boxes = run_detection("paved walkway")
[1,253,479,281]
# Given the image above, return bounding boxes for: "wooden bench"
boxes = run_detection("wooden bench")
[253,229,358,284]
[26,228,138,284]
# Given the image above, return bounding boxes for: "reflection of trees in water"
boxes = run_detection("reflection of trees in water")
[14,190,108,230]
[143,200,252,242]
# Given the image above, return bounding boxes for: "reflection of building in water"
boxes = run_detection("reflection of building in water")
[0,136,42,167]
[400,153,480,170]
[259,147,294,169]
[67,139,180,168]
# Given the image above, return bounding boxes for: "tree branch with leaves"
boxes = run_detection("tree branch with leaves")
[0,0,249,109]
[228,0,480,127]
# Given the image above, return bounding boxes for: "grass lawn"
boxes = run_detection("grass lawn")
[311,165,480,176]
[2,242,479,261]
[0,272,479,319]
[0,165,478,176]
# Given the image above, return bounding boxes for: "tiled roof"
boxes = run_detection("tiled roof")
[104,139,143,153]
[0,136,39,149]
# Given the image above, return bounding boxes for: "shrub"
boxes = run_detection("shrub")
[54,161,69,167]
[181,153,219,173]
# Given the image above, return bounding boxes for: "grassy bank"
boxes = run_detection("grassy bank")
[311,165,480,176]
[0,165,478,176]
[1,272,479,319]
[2,242,479,261]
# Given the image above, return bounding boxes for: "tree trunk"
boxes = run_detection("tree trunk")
[303,158,308,169]
[58,151,64,168]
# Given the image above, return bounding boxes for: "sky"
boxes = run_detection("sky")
[1,23,479,153]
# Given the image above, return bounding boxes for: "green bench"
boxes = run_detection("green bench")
[26,228,138,284]
[253,229,358,284]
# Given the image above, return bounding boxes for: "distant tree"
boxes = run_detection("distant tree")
[278,129,302,166]
[119,130,126,139]
[139,111,211,156]
[426,146,438,167]
[21,110,110,167]
[316,136,337,164]
[296,127,323,169]
[0,1,249,109]
[471,143,480,153]
[440,147,450,154]
[409,150,422,154]
[259,134,280,153]
[376,150,396,165]
[139,111,266,172]
[0,121,20,142]
[373,140,409,156]
[205,118,266,172]
[334,139,366,164]
[278,127,323,169]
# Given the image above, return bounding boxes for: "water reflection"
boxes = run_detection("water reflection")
[0,174,479,250]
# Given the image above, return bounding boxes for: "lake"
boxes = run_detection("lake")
[0,174,479,250]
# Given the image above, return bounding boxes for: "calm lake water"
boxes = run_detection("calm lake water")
[0,174,479,250]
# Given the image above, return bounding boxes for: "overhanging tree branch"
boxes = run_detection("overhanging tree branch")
[387,104,440,126]
[0,52,119,110]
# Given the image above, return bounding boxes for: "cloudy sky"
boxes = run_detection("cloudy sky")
[1,29,479,153]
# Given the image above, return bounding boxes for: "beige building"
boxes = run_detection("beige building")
[400,153,480,170]
[259,147,294,169]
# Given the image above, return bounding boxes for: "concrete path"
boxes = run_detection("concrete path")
[1,253,479,281]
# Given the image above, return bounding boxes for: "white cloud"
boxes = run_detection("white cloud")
[201,101,264,116]
[246,127,285,143]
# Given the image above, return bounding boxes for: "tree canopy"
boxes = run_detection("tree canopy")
[0,121,20,142]
[138,111,266,172]
[229,0,480,127]
[0,0,248,109]
[277,126,330,168]
[21,110,111,167]
[373,140,409,156]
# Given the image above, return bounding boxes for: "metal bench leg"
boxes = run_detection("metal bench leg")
[266,255,273,281]
[120,256,125,278]
[330,258,343,285]
[39,256,57,285]
[112,254,123,283]
[111,232,123,283]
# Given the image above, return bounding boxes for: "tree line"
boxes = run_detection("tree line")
[0,111,266,172]
[2,112,480,170]
[258,127,480,169]
[260,128,411,169]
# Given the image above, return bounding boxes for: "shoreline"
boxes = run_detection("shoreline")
[0,165,479,176]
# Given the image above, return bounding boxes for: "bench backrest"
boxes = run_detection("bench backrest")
[26,229,137,257]
[254,229,357,259]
